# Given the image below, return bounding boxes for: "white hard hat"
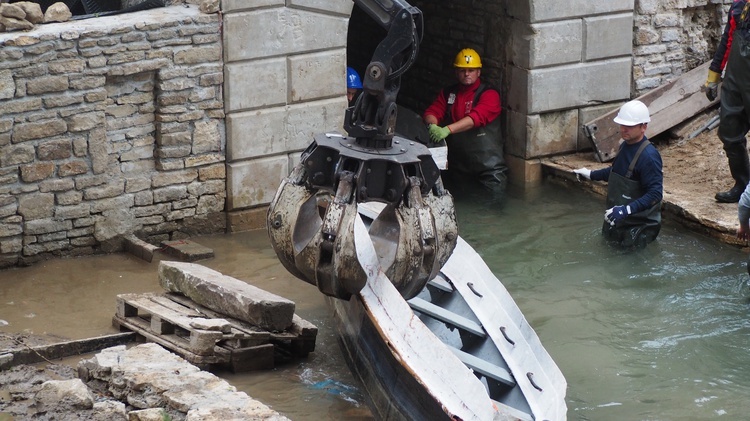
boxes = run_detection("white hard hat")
[613,100,651,126]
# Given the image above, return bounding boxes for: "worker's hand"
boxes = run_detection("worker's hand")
[738,223,750,241]
[428,124,451,143]
[703,70,721,102]
[573,168,591,181]
[604,205,631,226]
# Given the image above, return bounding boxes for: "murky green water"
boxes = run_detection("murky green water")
[455,184,750,420]
[2,182,750,420]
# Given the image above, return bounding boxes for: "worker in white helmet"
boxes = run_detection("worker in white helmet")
[574,100,663,248]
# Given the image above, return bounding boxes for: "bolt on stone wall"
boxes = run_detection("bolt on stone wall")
[0,6,226,268]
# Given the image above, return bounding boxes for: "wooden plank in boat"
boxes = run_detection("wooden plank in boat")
[407,297,486,338]
[490,400,534,421]
[448,345,515,387]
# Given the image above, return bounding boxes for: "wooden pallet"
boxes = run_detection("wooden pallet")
[112,292,317,372]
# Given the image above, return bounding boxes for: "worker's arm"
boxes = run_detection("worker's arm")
[445,115,475,134]
[428,115,476,143]
[710,0,743,74]
[424,114,439,125]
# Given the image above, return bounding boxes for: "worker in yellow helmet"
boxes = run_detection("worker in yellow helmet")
[422,48,507,200]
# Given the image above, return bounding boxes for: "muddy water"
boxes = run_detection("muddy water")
[2,182,750,420]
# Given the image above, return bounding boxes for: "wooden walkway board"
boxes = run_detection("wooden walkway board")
[583,61,719,162]
[113,292,317,372]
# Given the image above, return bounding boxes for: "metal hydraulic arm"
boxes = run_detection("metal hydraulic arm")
[266,0,458,300]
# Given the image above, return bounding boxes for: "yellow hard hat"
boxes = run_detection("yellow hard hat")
[454,48,482,68]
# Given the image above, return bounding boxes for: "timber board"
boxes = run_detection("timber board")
[584,61,719,162]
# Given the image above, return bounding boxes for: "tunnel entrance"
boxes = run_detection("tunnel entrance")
[346,0,509,128]
[345,1,726,169]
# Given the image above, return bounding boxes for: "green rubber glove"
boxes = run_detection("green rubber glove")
[703,70,720,102]
[428,124,451,143]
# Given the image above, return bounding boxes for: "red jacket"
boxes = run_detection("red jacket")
[423,78,501,127]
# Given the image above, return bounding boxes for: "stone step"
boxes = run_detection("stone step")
[160,239,215,262]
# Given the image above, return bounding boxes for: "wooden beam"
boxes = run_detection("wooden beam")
[583,61,719,162]
[1,332,135,368]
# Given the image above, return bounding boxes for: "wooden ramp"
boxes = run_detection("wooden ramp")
[112,292,317,372]
[583,61,719,162]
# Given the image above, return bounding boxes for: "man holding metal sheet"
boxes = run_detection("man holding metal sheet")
[574,100,663,248]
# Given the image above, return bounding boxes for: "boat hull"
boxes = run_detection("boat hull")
[328,294,451,421]
[325,208,567,421]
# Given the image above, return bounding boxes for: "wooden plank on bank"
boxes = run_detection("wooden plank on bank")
[0,332,136,368]
[583,61,719,162]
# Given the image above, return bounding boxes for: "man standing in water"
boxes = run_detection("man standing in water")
[574,100,663,248]
[422,48,507,198]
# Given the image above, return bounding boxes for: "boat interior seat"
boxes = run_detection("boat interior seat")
[426,275,453,292]
[407,297,486,338]
[448,345,515,387]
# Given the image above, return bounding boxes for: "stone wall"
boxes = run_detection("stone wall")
[0,0,735,269]
[633,0,731,95]
[221,0,351,231]
[0,6,225,268]
[368,0,733,166]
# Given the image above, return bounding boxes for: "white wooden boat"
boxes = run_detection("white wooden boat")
[327,204,567,420]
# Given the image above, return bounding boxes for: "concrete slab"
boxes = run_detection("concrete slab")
[158,261,296,331]
[160,239,215,262]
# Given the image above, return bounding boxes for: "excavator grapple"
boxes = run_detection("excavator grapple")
[267,0,458,300]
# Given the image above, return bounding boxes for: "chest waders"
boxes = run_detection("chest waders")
[716,16,750,202]
[442,84,508,194]
[602,140,661,248]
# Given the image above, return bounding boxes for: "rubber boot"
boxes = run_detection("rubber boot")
[716,144,750,203]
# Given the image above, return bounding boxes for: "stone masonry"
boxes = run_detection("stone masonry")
[0,0,736,269]
[0,6,226,268]
[633,0,731,94]
[221,0,350,231]
[391,0,733,175]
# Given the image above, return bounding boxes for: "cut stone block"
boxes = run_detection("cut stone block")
[123,234,159,263]
[160,239,214,262]
[158,261,295,331]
